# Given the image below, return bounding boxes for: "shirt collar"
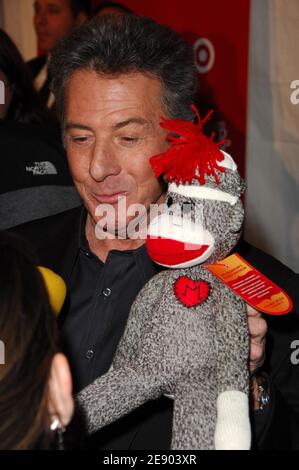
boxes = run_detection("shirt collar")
[78,207,90,253]
[77,207,163,280]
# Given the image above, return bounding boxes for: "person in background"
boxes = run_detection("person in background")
[0,119,82,230]
[0,232,74,450]
[93,1,133,17]
[0,29,81,230]
[28,0,91,109]
[0,29,48,125]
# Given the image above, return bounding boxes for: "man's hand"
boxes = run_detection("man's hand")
[247,305,267,374]
[247,306,268,410]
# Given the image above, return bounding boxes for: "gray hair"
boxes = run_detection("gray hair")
[50,15,198,124]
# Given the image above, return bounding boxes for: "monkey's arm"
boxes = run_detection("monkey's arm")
[75,274,167,434]
[76,362,162,435]
[214,288,251,449]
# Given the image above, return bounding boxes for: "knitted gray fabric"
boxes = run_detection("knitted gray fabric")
[77,164,250,450]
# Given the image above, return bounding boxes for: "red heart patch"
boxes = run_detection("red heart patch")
[174,276,210,308]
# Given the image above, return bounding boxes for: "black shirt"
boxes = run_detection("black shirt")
[60,209,163,393]
[59,209,173,450]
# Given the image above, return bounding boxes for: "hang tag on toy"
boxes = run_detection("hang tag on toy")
[38,266,67,317]
[207,253,293,315]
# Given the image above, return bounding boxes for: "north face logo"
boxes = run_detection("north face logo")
[26,162,58,176]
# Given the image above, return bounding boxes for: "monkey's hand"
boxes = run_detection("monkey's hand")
[214,390,251,450]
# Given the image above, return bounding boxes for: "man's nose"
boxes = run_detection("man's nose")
[35,10,47,27]
[89,143,122,181]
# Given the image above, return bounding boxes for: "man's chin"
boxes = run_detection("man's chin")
[37,41,53,54]
[87,198,148,241]
[94,222,128,241]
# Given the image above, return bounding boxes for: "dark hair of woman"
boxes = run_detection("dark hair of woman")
[0,29,49,125]
[0,232,58,449]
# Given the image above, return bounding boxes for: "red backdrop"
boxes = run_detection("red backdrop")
[93,0,251,176]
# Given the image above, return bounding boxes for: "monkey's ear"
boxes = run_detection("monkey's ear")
[229,200,244,234]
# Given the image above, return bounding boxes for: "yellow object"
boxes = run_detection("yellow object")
[38,266,67,316]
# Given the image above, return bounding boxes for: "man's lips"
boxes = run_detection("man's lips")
[91,192,128,204]
[146,236,209,265]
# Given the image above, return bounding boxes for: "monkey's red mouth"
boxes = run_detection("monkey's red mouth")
[146,236,209,265]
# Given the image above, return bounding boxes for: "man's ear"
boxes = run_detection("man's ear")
[75,12,88,27]
[48,353,74,427]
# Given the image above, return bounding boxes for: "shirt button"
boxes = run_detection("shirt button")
[102,287,112,298]
[85,349,94,360]
[84,251,92,258]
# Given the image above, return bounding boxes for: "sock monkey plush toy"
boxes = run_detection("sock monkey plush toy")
[77,105,251,450]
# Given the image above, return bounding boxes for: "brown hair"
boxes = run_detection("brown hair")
[0,232,58,449]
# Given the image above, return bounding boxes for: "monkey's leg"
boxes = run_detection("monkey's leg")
[214,291,251,450]
[171,375,218,450]
[76,363,162,435]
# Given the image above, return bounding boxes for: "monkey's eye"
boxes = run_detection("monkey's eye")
[166,196,173,208]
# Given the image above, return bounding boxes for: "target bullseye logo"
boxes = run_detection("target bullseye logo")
[194,38,215,74]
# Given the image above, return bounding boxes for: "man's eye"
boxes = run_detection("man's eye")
[118,136,143,147]
[69,136,90,146]
[122,136,138,143]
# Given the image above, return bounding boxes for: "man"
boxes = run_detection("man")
[93,1,133,17]
[28,0,91,108]
[14,15,299,449]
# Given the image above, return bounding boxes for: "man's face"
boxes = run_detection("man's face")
[64,71,169,236]
[33,0,84,53]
